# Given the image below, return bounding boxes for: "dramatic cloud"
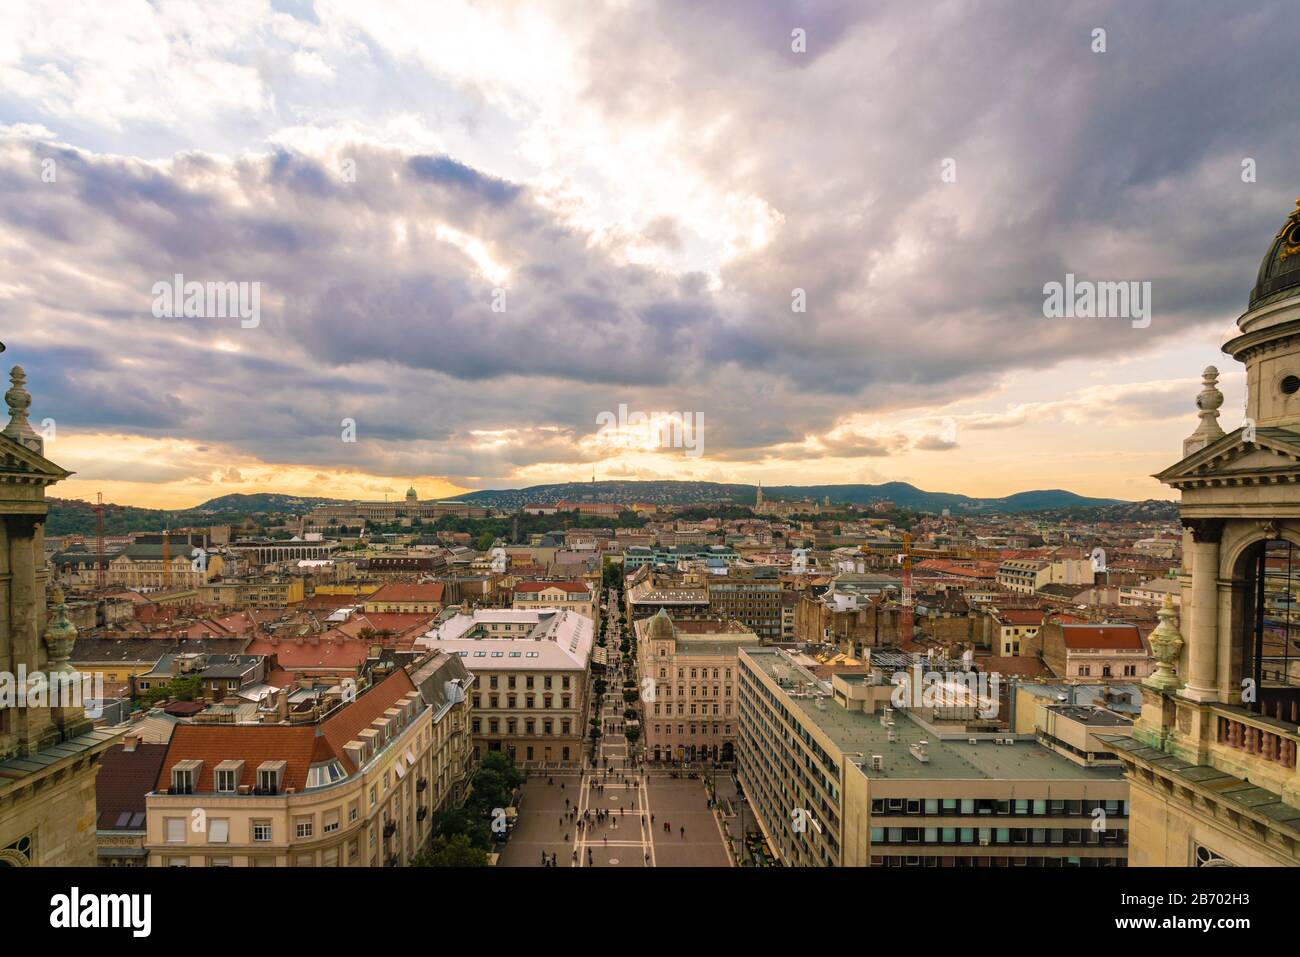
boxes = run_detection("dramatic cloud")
[0,0,1293,505]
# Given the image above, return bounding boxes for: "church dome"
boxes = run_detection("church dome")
[1249,198,1300,310]
[647,607,675,640]
[405,486,418,500]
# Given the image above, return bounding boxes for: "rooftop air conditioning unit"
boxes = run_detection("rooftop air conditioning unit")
[968,737,978,745]
[870,754,884,771]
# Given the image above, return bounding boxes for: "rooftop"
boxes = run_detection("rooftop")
[741,646,1125,783]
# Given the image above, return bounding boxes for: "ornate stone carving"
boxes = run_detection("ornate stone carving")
[1182,518,1226,543]
[2,366,43,454]
[1146,594,1185,692]
[1183,367,1226,457]
[42,585,77,674]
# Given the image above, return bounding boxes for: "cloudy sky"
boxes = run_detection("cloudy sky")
[2,0,1296,508]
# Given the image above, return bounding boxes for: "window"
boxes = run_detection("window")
[253,821,272,842]
[324,810,340,834]
[208,819,230,844]
[165,818,186,844]
[296,818,314,839]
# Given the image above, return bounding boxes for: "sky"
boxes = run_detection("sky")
[2,0,1297,509]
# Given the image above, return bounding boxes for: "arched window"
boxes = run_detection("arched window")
[1242,539,1300,717]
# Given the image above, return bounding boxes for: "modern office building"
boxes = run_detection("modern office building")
[736,646,1129,867]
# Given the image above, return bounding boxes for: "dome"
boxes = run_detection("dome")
[1249,197,1300,310]
[405,486,418,500]
[646,607,675,640]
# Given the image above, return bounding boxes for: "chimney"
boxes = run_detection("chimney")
[122,735,140,752]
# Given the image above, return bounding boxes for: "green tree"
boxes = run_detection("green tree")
[136,673,203,708]
[430,807,491,849]
[412,833,488,867]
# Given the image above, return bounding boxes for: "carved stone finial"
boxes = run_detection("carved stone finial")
[3,365,43,455]
[43,584,78,674]
[1144,593,1184,693]
[1183,366,1226,458]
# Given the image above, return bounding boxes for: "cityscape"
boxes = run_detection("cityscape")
[0,0,1286,938]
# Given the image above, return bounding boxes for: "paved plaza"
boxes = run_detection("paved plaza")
[499,599,733,867]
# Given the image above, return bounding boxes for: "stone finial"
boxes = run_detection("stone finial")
[43,585,78,674]
[1182,366,1226,458]
[3,365,43,455]
[1144,593,1184,692]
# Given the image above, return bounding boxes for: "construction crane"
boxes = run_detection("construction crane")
[94,492,107,588]
[161,521,171,589]
[900,532,913,642]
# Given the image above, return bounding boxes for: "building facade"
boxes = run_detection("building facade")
[737,646,1129,868]
[418,608,593,767]
[1105,200,1300,867]
[144,654,472,867]
[635,609,754,763]
[0,365,124,866]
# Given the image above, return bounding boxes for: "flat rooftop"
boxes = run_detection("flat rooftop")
[741,647,1125,783]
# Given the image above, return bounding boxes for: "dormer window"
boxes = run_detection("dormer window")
[170,760,202,795]
[257,760,286,795]
[214,760,244,794]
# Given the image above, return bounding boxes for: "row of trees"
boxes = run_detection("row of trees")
[411,751,523,867]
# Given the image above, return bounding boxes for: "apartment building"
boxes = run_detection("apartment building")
[1117,577,1181,608]
[736,646,1130,868]
[361,582,446,614]
[199,575,306,608]
[996,559,1092,595]
[635,609,755,763]
[511,580,595,620]
[144,653,473,867]
[992,608,1043,656]
[418,608,593,767]
[708,575,782,641]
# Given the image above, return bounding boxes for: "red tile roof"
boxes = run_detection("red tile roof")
[154,670,421,791]
[322,670,418,773]
[156,725,318,793]
[244,635,370,670]
[1061,624,1145,650]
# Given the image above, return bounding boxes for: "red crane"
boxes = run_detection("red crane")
[900,532,913,642]
[94,492,107,588]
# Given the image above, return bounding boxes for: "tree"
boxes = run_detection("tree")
[430,807,491,849]
[468,768,511,812]
[412,833,488,867]
[475,531,495,551]
[479,751,522,791]
[136,673,202,708]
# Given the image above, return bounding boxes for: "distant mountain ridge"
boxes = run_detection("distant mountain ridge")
[66,482,1132,519]
[452,480,1125,513]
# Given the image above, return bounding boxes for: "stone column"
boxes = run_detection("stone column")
[1180,518,1224,702]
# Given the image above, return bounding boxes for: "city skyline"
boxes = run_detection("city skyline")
[4,2,1294,508]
